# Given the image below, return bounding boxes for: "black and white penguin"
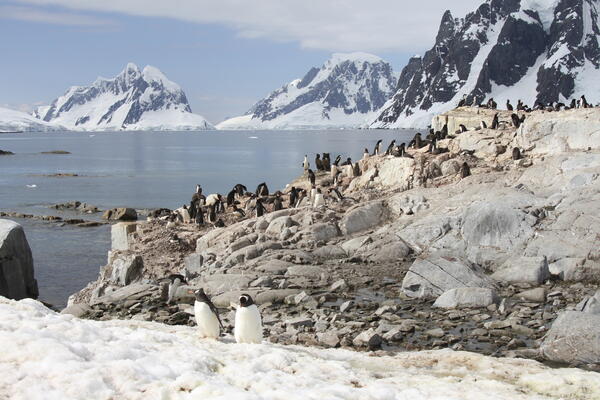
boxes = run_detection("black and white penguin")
[457,94,467,107]
[491,113,499,129]
[273,192,284,211]
[167,274,187,304]
[307,169,316,186]
[512,147,522,160]
[506,100,513,111]
[569,98,577,109]
[289,187,298,208]
[352,162,361,177]
[255,198,266,217]
[207,204,217,224]
[315,154,323,171]
[233,184,247,197]
[215,219,225,228]
[511,113,522,128]
[480,120,488,129]
[192,288,223,339]
[460,162,471,178]
[372,139,382,156]
[232,204,246,217]
[322,153,331,171]
[342,157,352,166]
[333,155,342,166]
[226,189,236,207]
[234,294,262,344]
[328,187,344,202]
[255,182,269,197]
[517,99,524,111]
[459,124,468,133]
[294,189,307,208]
[580,95,589,108]
[385,140,396,155]
[303,155,309,171]
[362,148,370,160]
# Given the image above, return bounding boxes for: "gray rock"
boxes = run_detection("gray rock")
[516,287,546,303]
[229,234,258,252]
[256,289,301,304]
[313,245,347,260]
[433,287,499,309]
[401,252,494,299]
[103,207,137,221]
[330,279,347,292]
[286,265,323,279]
[340,235,372,255]
[340,300,353,312]
[199,274,255,294]
[308,223,340,242]
[0,219,38,300]
[111,223,137,251]
[265,216,295,236]
[91,283,154,306]
[352,328,382,349]
[184,253,204,280]
[108,253,143,286]
[575,290,600,314]
[285,317,314,328]
[426,328,445,338]
[541,311,600,365]
[60,303,92,318]
[317,331,340,347]
[257,259,293,275]
[441,160,460,176]
[340,201,386,236]
[255,218,269,231]
[492,257,550,285]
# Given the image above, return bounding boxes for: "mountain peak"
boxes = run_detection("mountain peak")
[327,52,384,66]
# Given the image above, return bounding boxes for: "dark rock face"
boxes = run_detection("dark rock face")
[0,220,38,300]
[246,54,396,122]
[373,0,600,127]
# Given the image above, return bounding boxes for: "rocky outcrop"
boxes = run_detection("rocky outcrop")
[0,220,38,300]
[103,208,137,221]
[541,311,600,366]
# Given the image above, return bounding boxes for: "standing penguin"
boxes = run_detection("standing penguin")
[322,153,331,171]
[307,169,316,186]
[167,274,187,304]
[192,288,223,339]
[315,154,323,171]
[289,187,298,208]
[506,100,513,111]
[385,140,396,155]
[255,198,266,217]
[273,191,284,211]
[511,113,522,128]
[512,147,522,160]
[460,162,471,178]
[372,140,382,156]
[491,113,499,129]
[362,148,370,160]
[234,294,263,344]
[303,155,309,172]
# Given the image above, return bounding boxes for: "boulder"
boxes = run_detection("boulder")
[491,257,550,285]
[340,201,386,235]
[111,222,137,251]
[516,287,546,302]
[352,328,382,349]
[0,220,38,300]
[199,274,256,294]
[108,252,144,286]
[60,303,92,318]
[308,223,340,243]
[286,265,323,279]
[312,245,347,260]
[102,208,137,221]
[575,290,600,314]
[265,216,295,236]
[184,253,204,280]
[541,311,600,365]
[433,287,499,309]
[91,283,154,306]
[401,252,494,299]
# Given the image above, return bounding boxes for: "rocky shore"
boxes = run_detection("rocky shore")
[61,107,600,370]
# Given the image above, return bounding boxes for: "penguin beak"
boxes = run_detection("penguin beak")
[187,289,194,294]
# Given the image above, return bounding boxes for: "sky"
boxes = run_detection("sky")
[0,0,481,123]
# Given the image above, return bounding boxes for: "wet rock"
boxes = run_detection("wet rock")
[492,257,550,285]
[402,252,494,299]
[541,311,600,365]
[433,287,499,309]
[0,219,38,300]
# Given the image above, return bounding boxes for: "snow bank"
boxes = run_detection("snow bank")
[1,297,599,400]
[0,106,63,132]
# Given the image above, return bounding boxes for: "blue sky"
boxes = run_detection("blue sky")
[0,0,479,123]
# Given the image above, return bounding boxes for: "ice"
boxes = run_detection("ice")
[0,106,63,132]
[1,297,600,400]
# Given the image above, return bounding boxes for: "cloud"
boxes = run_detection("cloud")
[0,5,115,27]
[14,0,481,52]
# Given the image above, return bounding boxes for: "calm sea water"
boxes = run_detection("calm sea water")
[0,129,417,307]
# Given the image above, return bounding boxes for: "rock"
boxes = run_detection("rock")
[312,245,347,260]
[352,328,382,349]
[111,223,137,251]
[317,331,340,347]
[340,300,353,313]
[360,237,412,263]
[548,258,587,281]
[401,252,494,299]
[340,201,386,235]
[286,265,323,279]
[0,149,14,155]
[183,253,204,280]
[199,274,255,294]
[257,259,293,275]
[103,207,137,221]
[491,257,550,285]
[265,216,295,236]
[340,236,372,255]
[91,283,154,306]
[575,290,600,314]
[255,289,301,304]
[330,279,347,292]
[541,311,600,365]
[433,288,499,309]
[441,160,460,176]
[211,290,260,308]
[516,287,546,303]
[60,303,92,318]
[108,253,144,286]
[0,220,38,300]
[255,218,269,231]
[426,328,445,338]
[285,317,314,328]
[308,223,340,242]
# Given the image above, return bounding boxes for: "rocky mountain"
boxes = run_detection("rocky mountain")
[0,106,63,133]
[371,0,600,129]
[35,63,214,131]
[217,53,396,130]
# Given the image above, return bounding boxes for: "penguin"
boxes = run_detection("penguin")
[480,120,488,129]
[512,147,522,160]
[580,95,589,108]
[207,204,217,224]
[226,189,236,207]
[322,153,331,171]
[352,162,361,177]
[506,100,513,111]
[307,169,316,186]
[511,113,522,128]
[313,188,326,208]
[215,218,225,227]
[517,100,524,111]
[372,140,382,156]
[232,203,246,217]
[460,162,471,178]
[385,140,396,155]
[289,187,298,208]
[255,182,269,197]
[441,124,448,138]
[303,155,309,171]
[457,94,467,107]
[459,124,468,133]
[167,274,187,304]
[255,198,266,217]
[273,192,284,211]
[491,113,499,129]
[295,189,307,208]
[410,133,423,149]
[342,157,352,166]
[234,294,263,344]
[315,154,323,171]
[569,98,577,109]
[333,155,342,166]
[192,288,223,339]
[195,205,204,225]
[362,148,370,160]
[328,187,344,202]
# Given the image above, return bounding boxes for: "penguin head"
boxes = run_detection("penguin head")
[194,288,209,302]
[239,294,255,307]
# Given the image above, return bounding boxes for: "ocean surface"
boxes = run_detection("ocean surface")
[0,129,417,308]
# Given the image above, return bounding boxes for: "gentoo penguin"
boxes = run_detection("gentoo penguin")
[255,198,266,217]
[192,288,223,339]
[234,294,263,344]
[307,169,316,186]
[303,155,309,172]
[480,120,488,129]
[457,94,467,107]
[333,155,342,166]
[167,274,187,304]
[328,187,344,202]
[342,157,352,166]
[207,204,217,224]
[569,98,577,109]
[460,162,471,178]
[385,140,396,155]
[289,187,298,208]
[580,95,589,108]
[313,188,326,208]
[255,182,269,197]
[315,154,323,171]
[234,184,247,196]
[517,99,524,111]
[512,147,522,160]
[226,189,236,207]
[362,148,370,160]
[511,113,522,129]
[322,153,331,171]
[506,100,513,111]
[295,189,308,207]
[372,140,382,156]
[273,192,284,211]
[232,204,246,217]
[491,113,499,129]
[459,124,468,133]
[352,162,361,177]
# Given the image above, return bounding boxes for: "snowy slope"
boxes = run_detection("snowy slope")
[36,63,214,131]
[218,53,396,130]
[372,0,600,129]
[2,297,600,400]
[0,106,64,132]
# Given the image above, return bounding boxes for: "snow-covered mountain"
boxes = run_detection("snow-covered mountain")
[217,53,396,130]
[372,0,600,129]
[35,63,214,131]
[0,106,63,132]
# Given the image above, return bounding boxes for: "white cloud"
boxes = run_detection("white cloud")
[0,5,114,27]
[14,0,481,52]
